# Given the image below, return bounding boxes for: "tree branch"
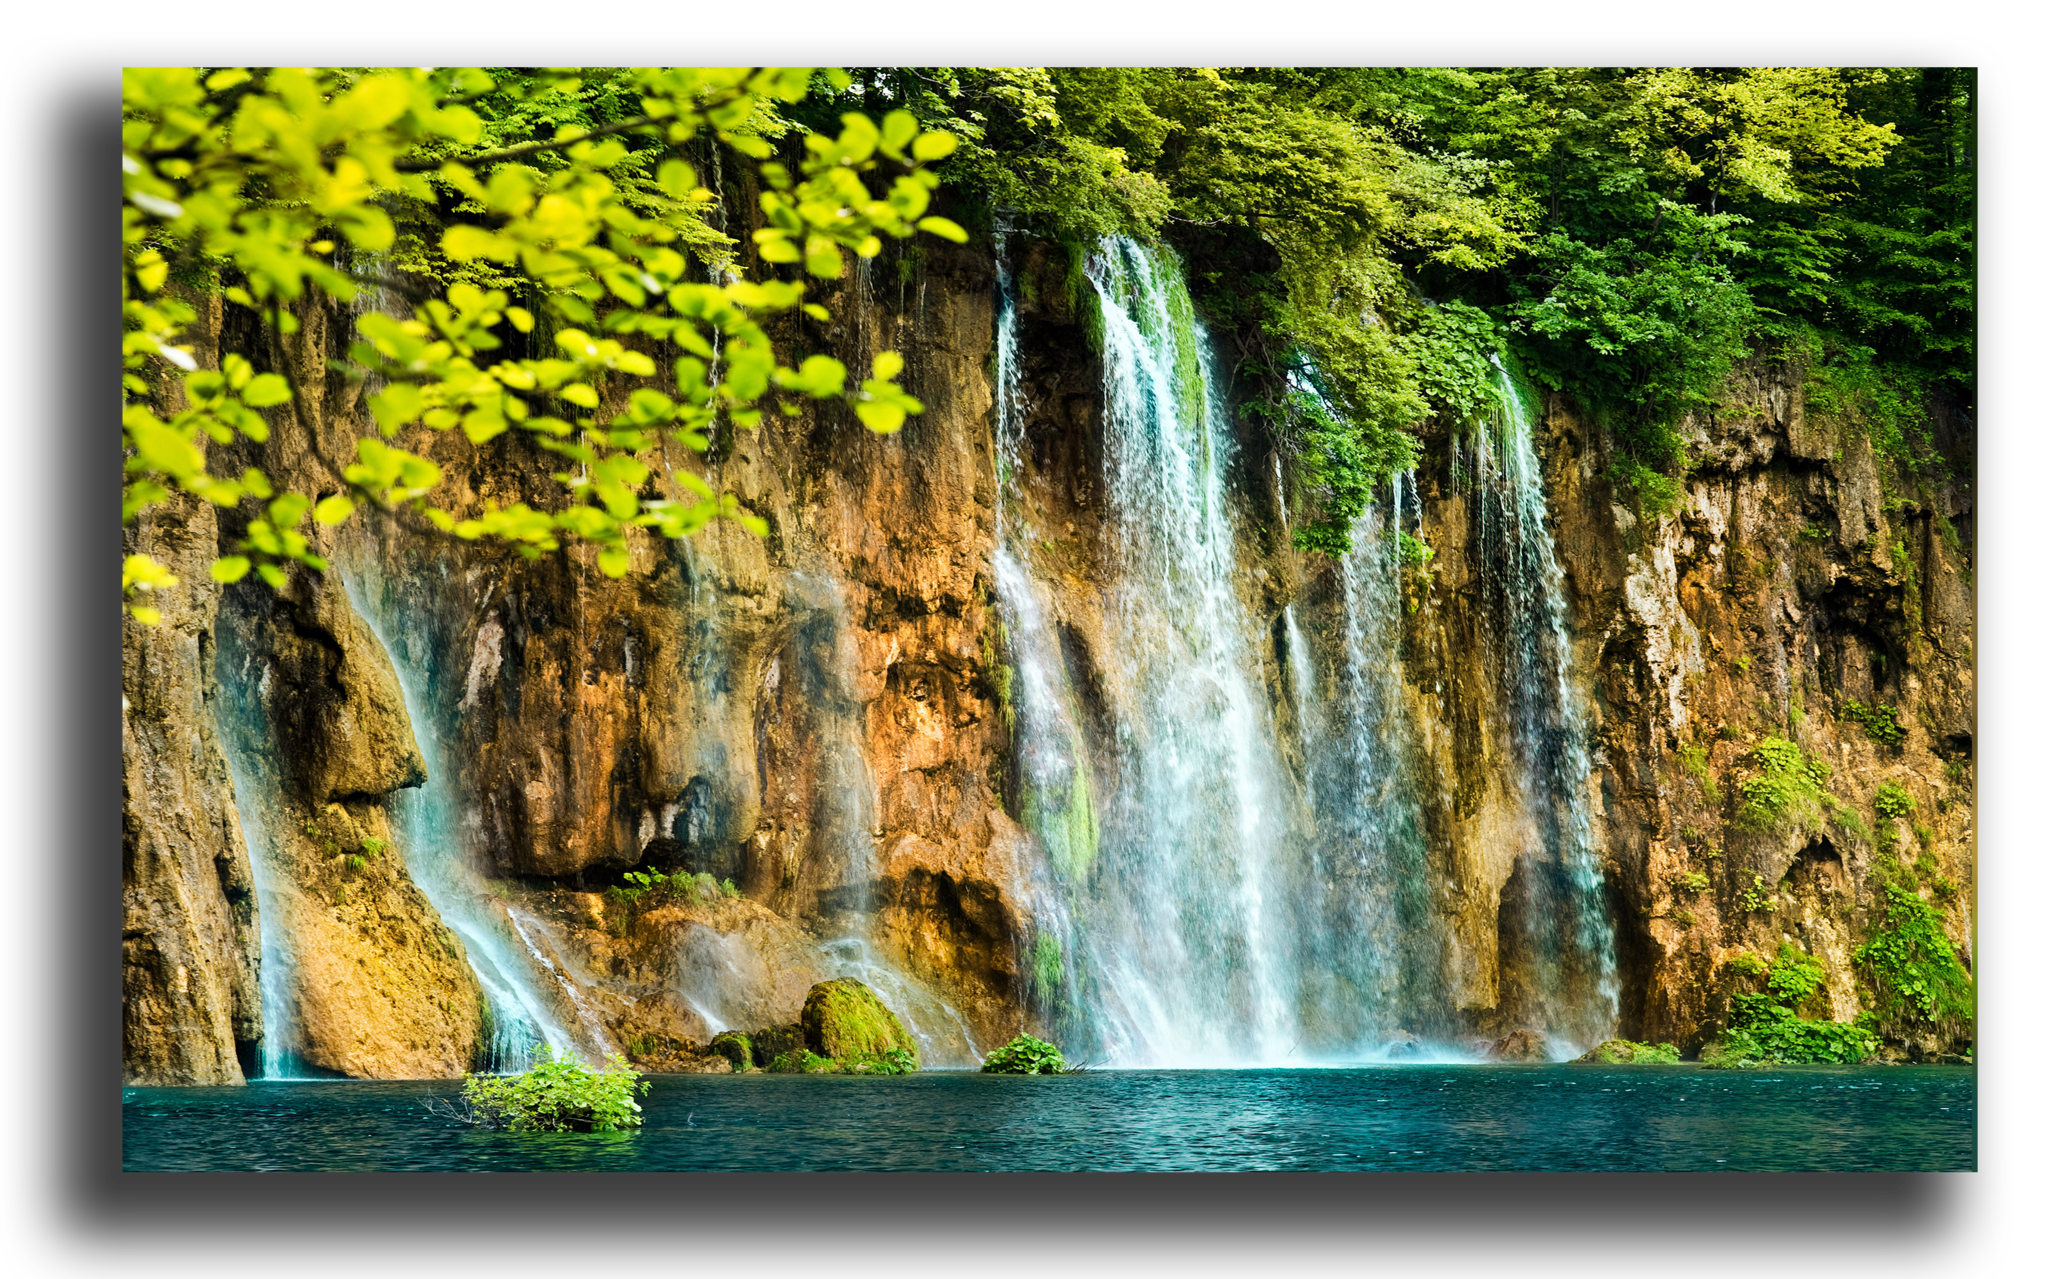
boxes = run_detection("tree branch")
[394,114,661,172]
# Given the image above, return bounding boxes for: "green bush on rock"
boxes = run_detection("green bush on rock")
[981,1034,1067,1074]
[450,1046,649,1131]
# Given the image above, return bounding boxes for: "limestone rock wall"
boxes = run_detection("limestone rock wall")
[122,492,262,1085]
[122,229,1974,1079]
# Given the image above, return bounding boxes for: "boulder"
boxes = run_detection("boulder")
[709,1031,754,1071]
[1485,1028,1550,1062]
[1381,1030,1424,1060]
[1581,1038,1638,1064]
[800,978,918,1066]
[747,1023,806,1069]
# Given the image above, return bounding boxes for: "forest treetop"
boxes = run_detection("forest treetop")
[820,67,1969,546]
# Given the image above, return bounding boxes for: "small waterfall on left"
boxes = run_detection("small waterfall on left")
[340,570,588,1071]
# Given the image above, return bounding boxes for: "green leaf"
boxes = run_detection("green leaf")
[241,373,291,407]
[597,547,630,577]
[855,400,907,433]
[313,494,356,525]
[444,225,511,262]
[371,384,425,435]
[881,110,918,153]
[915,216,968,243]
[256,563,288,589]
[209,556,252,584]
[871,350,904,381]
[268,494,310,528]
[656,159,697,199]
[911,131,958,162]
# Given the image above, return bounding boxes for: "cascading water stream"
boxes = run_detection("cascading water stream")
[1465,361,1619,1050]
[217,744,305,1080]
[991,238,1617,1064]
[339,570,594,1070]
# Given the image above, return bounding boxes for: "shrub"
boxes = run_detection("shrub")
[1855,881,1974,1039]
[1711,944,1876,1066]
[1842,701,1907,747]
[981,1033,1067,1074]
[456,1046,648,1132]
[1874,781,1917,823]
[1736,737,1832,834]
[767,1049,839,1074]
[1672,870,1709,894]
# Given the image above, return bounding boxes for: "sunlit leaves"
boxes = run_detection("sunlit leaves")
[121,65,963,621]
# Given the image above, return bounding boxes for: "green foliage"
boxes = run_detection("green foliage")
[1720,1003,1878,1066]
[360,837,388,856]
[767,1048,840,1073]
[1855,881,1974,1038]
[1715,943,1876,1066]
[1676,743,1720,803]
[1873,781,1917,823]
[1672,870,1710,894]
[344,854,367,874]
[845,1047,919,1075]
[1737,872,1777,915]
[1735,736,1833,834]
[122,66,962,617]
[1725,950,1769,979]
[458,1046,648,1131]
[1843,700,1908,747]
[1587,1039,1682,1065]
[709,1031,754,1071]
[1765,941,1825,1009]
[981,1033,1068,1075]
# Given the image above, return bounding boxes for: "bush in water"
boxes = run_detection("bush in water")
[981,1034,1067,1074]
[455,1046,648,1131]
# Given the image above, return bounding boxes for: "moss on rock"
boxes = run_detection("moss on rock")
[746,1023,805,1068]
[709,1031,754,1072]
[1577,1038,1683,1064]
[800,978,918,1068]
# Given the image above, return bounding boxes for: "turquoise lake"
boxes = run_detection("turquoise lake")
[122,1064,1975,1172]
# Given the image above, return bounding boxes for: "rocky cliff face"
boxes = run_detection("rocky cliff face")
[121,232,1974,1080]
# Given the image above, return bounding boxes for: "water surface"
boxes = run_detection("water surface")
[123,1065,1974,1172]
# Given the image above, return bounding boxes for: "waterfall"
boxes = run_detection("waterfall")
[991,236,1617,1064]
[987,237,1299,1065]
[340,570,592,1071]
[1465,361,1618,1051]
[216,739,304,1080]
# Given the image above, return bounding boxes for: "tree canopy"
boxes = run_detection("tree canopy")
[122,67,1974,609]
[819,66,1971,544]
